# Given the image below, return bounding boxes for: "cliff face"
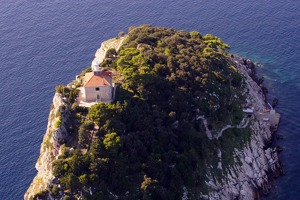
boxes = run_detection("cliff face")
[203,58,282,200]
[25,93,70,200]
[92,36,127,64]
[24,37,125,200]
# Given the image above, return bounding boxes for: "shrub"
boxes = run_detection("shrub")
[103,132,121,154]
[50,185,59,196]
[55,116,62,129]
[68,89,79,104]
[105,48,117,58]
[60,173,80,192]
[79,174,88,185]
[78,123,93,148]
[55,85,70,95]
[32,189,48,200]
[190,31,202,40]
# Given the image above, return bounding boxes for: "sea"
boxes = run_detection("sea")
[0,1,299,199]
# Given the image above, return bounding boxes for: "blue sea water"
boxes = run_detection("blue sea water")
[0,0,299,199]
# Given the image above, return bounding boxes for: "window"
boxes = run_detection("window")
[95,87,100,91]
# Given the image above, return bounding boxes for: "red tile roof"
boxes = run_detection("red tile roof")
[83,71,112,87]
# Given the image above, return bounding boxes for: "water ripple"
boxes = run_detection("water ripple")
[0,0,299,199]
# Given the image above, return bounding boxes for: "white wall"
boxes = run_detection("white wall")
[84,86,112,102]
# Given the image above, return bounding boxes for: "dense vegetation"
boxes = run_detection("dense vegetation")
[34,25,252,200]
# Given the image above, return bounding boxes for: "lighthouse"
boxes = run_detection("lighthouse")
[91,60,101,72]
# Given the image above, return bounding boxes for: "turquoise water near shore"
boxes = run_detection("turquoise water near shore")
[0,1,299,199]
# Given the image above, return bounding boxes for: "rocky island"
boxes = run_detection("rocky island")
[25,25,282,200]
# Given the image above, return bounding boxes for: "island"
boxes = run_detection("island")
[25,25,282,200]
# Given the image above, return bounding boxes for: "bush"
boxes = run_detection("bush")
[68,89,79,104]
[231,72,243,87]
[60,173,80,192]
[55,85,70,95]
[189,31,202,40]
[105,48,117,58]
[52,159,66,177]
[50,185,59,196]
[103,132,121,154]
[78,123,93,148]
[32,189,48,200]
[79,174,88,185]
[55,116,62,129]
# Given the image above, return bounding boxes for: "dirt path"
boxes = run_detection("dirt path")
[197,115,213,139]
[215,117,250,139]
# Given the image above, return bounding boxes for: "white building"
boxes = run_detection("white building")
[78,61,115,103]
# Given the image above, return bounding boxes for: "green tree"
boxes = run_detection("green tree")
[60,173,80,192]
[189,30,202,40]
[79,174,88,185]
[78,122,94,148]
[88,103,114,126]
[103,132,121,154]
[55,85,70,95]
[68,89,79,104]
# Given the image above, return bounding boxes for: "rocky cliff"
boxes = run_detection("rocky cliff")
[202,58,282,200]
[92,36,127,64]
[24,93,70,200]
[24,37,125,200]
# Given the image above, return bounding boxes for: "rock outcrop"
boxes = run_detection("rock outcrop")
[92,36,127,64]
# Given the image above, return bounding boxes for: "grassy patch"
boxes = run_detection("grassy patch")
[219,126,252,171]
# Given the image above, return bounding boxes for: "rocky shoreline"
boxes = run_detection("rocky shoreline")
[202,56,283,200]
[24,38,283,200]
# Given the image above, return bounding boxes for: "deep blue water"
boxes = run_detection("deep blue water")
[0,1,299,199]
